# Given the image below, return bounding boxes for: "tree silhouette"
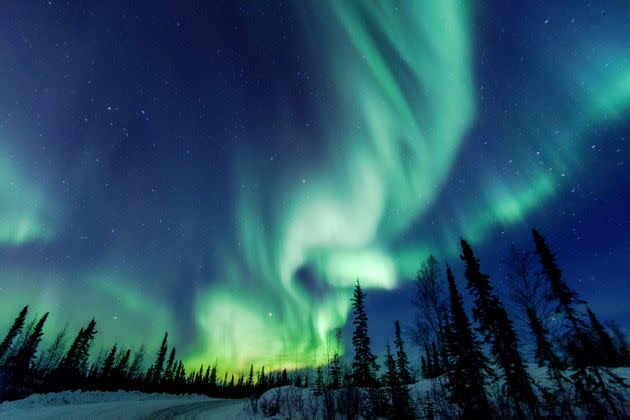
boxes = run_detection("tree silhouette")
[0,306,28,362]
[394,320,412,384]
[150,332,168,384]
[587,307,620,367]
[461,239,540,418]
[444,265,492,417]
[383,343,414,419]
[329,352,342,389]
[350,280,378,387]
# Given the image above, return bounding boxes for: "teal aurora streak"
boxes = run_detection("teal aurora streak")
[0,1,628,373]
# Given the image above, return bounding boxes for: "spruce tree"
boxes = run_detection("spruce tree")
[128,345,145,381]
[314,365,324,395]
[587,307,620,367]
[527,308,560,369]
[350,280,378,387]
[163,347,176,382]
[57,318,97,379]
[533,229,627,417]
[258,366,266,388]
[609,323,630,366]
[151,332,168,384]
[113,349,131,381]
[209,364,217,387]
[246,364,254,387]
[329,352,341,389]
[394,320,412,384]
[203,365,211,384]
[444,265,491,417]
[76,319,97,375]
[100,344,117,380]
[424,344,433,378]
[8,312,48,374]
[0,306,28,362]
[431,342,441,377]
[526,308,573,418]
[383,343,414,419]
[420,355,427,379]
[460,239,539,418]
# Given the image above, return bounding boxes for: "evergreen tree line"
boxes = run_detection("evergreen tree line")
[0,314,310,403]
[1,228,629,419]
[333,229,629,419]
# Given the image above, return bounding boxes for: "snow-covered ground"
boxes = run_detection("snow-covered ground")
[0,390,248,419]
[2,366,629,419]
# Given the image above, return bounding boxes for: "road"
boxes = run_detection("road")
[142,399,248,419]
[0,395,248,419]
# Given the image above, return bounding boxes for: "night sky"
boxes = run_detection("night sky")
[1,1,629,373]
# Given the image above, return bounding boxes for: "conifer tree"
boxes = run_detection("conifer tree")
[58,318,97,378]
[420,355,427,379]
[533,229,627,417]
[113,349,131,381]
[350,280,378,387]
[258,366,266,388]
[532,229,593,365]
[461,239,539,418]
[329,352,341,389]
[281,368,289,386]
[394,320,412,384]
[424,344,433,378]
[314,365,324,395]
[527,308,561,369]
[100,344,117,380]
[76,319,97,375]
[8,312,48,375]
[431,342,441,376]
[246,364,254,387]
[444,265,491,417]
[587,307,620,367]
[128,345,145,381]
[384,344,414,419]
[209,364,217,387]
[151,332,168,384]
[0,306,28,362]
[609,322,630,365]
[203,365,211,384]
[163,347,176,382]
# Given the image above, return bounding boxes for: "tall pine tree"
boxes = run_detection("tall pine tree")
[444,265,491,417]
[394,320,412,384]
[461,239,539,418]
[150,332,168,384]
[0,306,28,362]
[350,280,378,387]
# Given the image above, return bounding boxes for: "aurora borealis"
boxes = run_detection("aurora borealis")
[1,1,629,374]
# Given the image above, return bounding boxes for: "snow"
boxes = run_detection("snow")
[0,390,247,419]
[1,366,629,418]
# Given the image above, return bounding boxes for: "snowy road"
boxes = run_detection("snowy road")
[0,391,248,419]
[141,399,247,419]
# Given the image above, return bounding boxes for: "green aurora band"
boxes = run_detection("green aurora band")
[0,1,628,376]
[189,1,630,372]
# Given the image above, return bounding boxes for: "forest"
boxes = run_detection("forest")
[0,228,628,419]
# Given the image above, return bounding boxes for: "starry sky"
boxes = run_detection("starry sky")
[1,1,629,373]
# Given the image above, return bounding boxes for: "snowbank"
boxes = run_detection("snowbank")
[0,390,246,419]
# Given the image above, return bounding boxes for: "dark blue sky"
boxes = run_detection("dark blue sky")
[0,1,628,371]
